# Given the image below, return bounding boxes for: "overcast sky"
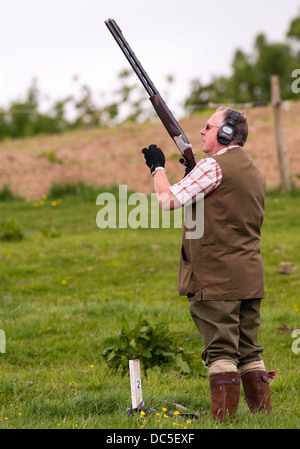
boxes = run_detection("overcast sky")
[0,0,299,115]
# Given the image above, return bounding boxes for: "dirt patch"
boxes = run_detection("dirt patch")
[0,102,299,201]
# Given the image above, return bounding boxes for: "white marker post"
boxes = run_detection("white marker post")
[129,359,143,409]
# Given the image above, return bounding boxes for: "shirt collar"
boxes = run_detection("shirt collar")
[215,145,240,156]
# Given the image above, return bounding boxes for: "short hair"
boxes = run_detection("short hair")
[216,106,248,147]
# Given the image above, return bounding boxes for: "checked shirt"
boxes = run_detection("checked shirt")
[169,145,240,206]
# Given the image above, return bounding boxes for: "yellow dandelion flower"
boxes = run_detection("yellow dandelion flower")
[156,412,160,416]
[90,364,94,368]
[173,411,180,415]
[186,419,191,424]
[162,407,167,411]
[42,195,48,200]
[39,200,45,206]
[51,200,57,206]
[19,413,22,416]
[62,280,67,284]
[163,414,168,418]
[140,411,145,416]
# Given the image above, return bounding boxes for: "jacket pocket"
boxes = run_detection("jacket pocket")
[178,246,196,296]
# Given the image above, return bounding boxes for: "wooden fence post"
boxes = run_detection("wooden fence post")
[270,75,291,192]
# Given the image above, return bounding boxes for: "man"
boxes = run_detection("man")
[142,107,275,422]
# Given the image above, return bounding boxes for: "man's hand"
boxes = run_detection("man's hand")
[142,144,182,210]
[142,144,165,175]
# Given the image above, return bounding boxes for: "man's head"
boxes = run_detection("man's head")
[200,107,248,157]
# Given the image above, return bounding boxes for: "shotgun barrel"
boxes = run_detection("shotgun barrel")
[105,18,197,169]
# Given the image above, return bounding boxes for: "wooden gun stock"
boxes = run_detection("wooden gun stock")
[150,95,196,169]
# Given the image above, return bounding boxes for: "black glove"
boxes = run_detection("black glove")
[142,144,165,175]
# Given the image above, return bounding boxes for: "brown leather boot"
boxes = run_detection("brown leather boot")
[209,372,240,422]
[241,370,273,413]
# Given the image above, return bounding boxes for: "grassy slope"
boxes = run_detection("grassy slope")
[0,102,300,201]
[0,185,299,429]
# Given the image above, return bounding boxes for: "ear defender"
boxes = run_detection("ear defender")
[217,109,241,145]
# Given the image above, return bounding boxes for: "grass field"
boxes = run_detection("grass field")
[0,183,299,429]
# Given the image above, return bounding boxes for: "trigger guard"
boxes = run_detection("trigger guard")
[178,155,187,166]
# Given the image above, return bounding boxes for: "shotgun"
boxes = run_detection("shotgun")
[104,18,197,169]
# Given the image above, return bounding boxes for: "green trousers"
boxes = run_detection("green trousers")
[189,298,264,368]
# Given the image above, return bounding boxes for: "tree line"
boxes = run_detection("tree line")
[0,14,299,140]
[185,14,300,110]
[0,70,159,140]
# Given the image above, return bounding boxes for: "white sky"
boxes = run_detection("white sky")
[0,0,299,116]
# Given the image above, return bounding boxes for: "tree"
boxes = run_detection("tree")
[253,33,296,101]
[184,14,300,111]
[287,14,300,40]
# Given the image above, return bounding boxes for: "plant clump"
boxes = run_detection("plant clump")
[102,316,203,376]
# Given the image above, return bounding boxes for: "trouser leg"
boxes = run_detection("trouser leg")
[189,300,242,421]
[189,298,268,419]
[189,298,264,368]
[189,299,241,367]
[237,299,273,413]
[237,299,264,366]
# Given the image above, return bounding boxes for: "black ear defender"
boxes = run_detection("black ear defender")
[217,109,241,145]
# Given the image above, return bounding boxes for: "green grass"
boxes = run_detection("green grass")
[0,185,299,429]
